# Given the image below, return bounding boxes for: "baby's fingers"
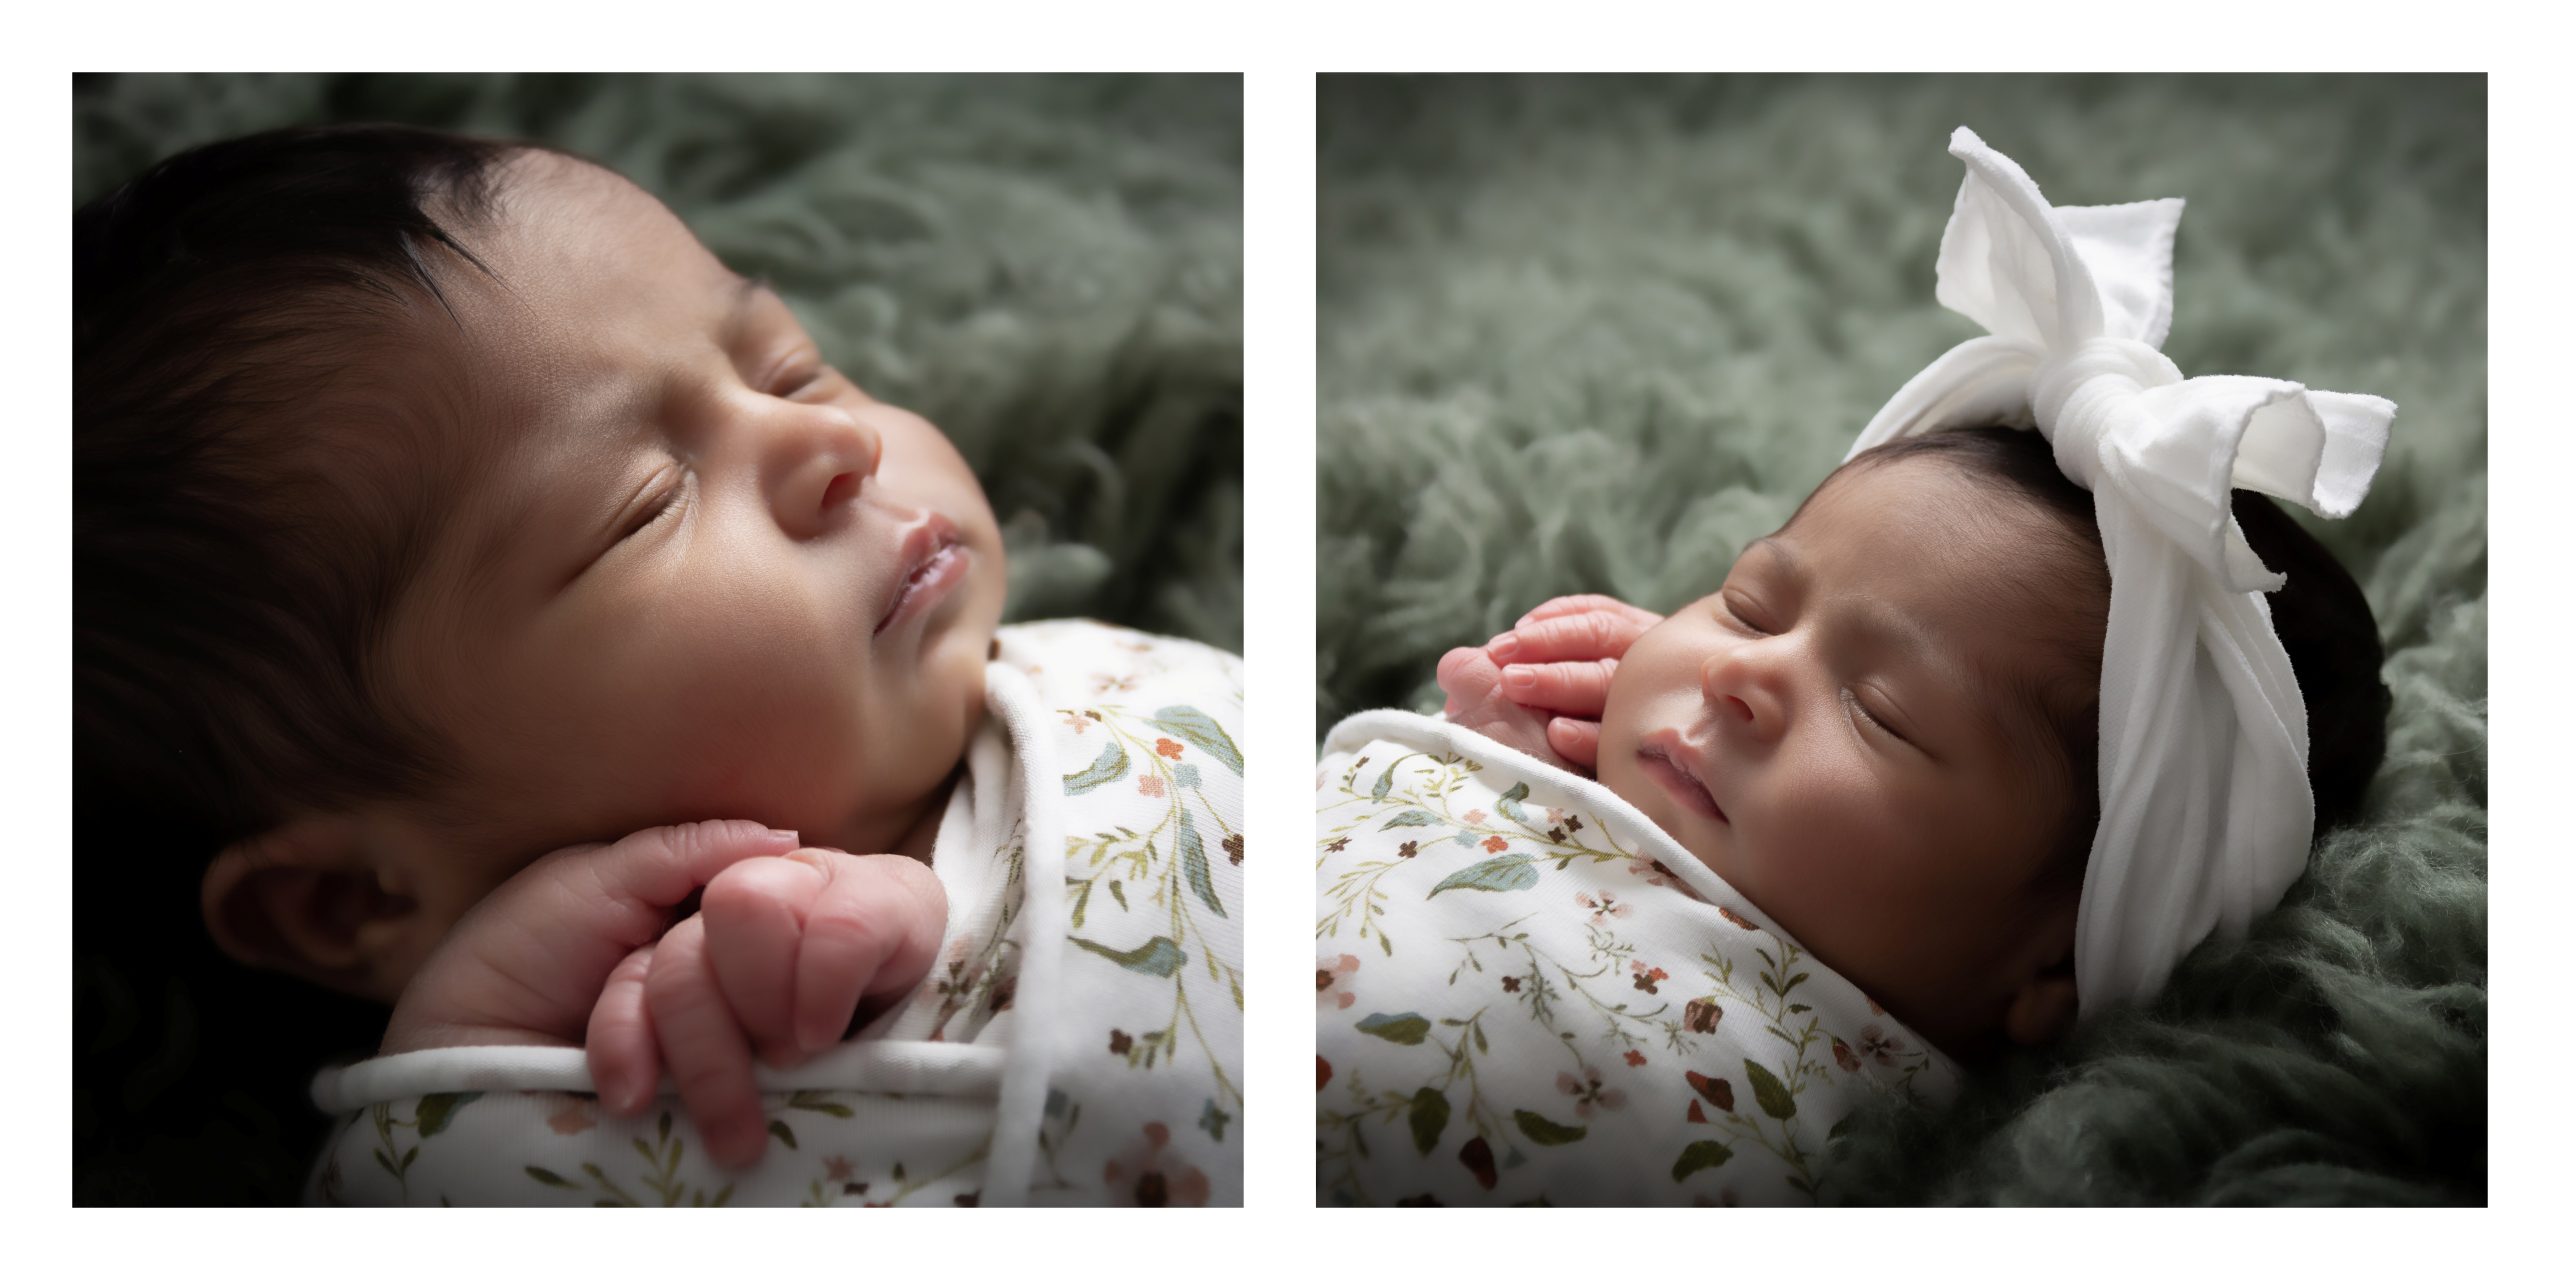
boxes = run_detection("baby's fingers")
[1488,608,1659,666]
[1498,659,1617,718]
[702,855,832,1068]
[1514,594,1664,631]
[792,852,950,1055]
[1548,717,1602,773]
[586,944,661,1116]
[644,917,767,1169]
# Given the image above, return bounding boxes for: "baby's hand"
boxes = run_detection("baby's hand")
[586,848,947,1169]
[1480,594,1663,770]
[381,820,805,1057]
[1438,645,1578,774]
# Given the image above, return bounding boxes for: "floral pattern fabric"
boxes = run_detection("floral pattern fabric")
[307,621,1243,1206]
[1315,711,1955,1206]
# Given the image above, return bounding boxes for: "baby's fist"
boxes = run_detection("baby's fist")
[701,849,949,1067]
[586,848,948,1169]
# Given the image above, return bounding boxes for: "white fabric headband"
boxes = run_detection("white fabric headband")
[1847,128,2394,1017]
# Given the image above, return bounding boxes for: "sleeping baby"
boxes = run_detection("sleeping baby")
[77,125,1242,1206]
[1315,127,2393,1205]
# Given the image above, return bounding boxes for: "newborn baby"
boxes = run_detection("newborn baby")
[1437,428,2384,1058]
[79,125,1243,1205]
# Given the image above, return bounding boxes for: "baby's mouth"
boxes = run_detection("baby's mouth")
[876,512,967,635]
[1636,732,1726,825]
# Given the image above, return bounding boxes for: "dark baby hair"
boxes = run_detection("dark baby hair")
[1821,426,2391,863]
[76,124,529,867]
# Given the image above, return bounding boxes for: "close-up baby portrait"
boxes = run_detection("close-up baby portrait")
[1315,74,2483,1205]
[75,72,1243,1206]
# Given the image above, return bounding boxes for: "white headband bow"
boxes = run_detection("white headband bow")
[1848,128,2393,1017]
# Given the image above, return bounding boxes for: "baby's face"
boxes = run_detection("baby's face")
[1597,459,2089,1052]
[378,153,1005,912]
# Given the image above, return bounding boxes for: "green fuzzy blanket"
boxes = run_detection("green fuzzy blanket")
[1318,74,2485,1204]
[74,73,1240,1204]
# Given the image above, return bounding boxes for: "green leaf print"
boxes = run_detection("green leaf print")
[1370,759,1400,800]
[412,1091,480,1138]
[1150,705,1244,775]
[1427,853,1539,899]
[1379,809,1436,830]
[1064,742,1129,794]
[526,1165,573,1188]
[1744,1059,1797,1121]
[1178,810,1228,918]
[1672,1141,1734,1181]
[1494,781,1531,823]
[1354,1012,1432,1045]
[1070,934,1187,977]
[1512,1110,1588,1146]
[1408,1087,1451,1155]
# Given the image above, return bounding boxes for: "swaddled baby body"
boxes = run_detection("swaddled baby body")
[78,125,1242,1205]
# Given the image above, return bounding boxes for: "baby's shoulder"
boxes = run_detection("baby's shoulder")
[992,620,1242,711]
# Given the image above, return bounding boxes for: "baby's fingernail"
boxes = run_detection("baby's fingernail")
[1486,633,1519,664]
[768,829,800,846]
[1501,666,1537,696]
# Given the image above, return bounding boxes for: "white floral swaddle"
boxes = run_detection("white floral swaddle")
[1316,711,1957,1206]
[308,620,1244,1207]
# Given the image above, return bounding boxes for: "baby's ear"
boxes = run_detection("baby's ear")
[201,815,423,1003]
[2000,899,2079,1048]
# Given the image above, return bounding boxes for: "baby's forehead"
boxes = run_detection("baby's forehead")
[1783,461,2082,601]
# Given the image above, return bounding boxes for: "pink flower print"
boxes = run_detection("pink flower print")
[1554,1068,1628,1118]
[1463,809,1488,825]
[1545,806,1569,826]
[1318,954,1360,1009]
[1624,1050,1647,1068]
[546,1095,596,1136]
[1060,710,1091,734]
[1575,891,1631,923]
[1716,905,1762,932]
[1481,836,1509,854]
[1103,1121,1212,1207]
[1155,737,1185,760]
[1137,774,1167,798]
[1632,964,1667,994]
[1858,1023,1905,1065]
[825,1155,855,1182]
[1832,1036,1862,1073]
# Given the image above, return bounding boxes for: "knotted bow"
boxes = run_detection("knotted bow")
[1848,128,2394,1016]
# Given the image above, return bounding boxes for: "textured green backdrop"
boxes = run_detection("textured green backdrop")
[1318,74,2484,1203]
[75,72,1240,1204]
